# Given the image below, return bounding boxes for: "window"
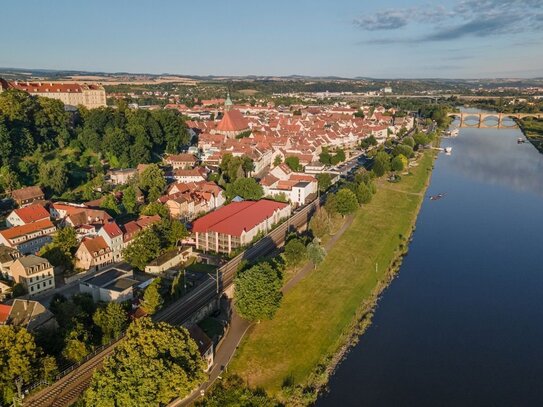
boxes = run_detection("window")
[30,286,34,292]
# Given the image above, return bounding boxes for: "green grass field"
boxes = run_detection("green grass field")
[230,151,436,394]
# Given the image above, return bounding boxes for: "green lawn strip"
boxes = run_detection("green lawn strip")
[230,151,435,393]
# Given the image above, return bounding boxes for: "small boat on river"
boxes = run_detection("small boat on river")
[429,193,446,201]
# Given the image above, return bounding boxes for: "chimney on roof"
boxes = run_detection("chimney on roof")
[23,300,28,311]
[38,82,42,86]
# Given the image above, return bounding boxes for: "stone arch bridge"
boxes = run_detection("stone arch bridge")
[447,112,543,128]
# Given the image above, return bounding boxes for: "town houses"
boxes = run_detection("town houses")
[0,95,413,284]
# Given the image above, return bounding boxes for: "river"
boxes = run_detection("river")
[317,111,543,406]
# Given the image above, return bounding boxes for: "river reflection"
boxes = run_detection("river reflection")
[317,116,543,407]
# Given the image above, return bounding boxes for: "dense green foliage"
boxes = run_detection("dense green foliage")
[282,237,307,268]
[141,278,164,315]
[0,325,57,404]
[93,302,129,344]
[123,219,187,270]
[225,178,264,201]
[198,375,279,407]
[334,188,358,216]
[84,318,205,406]
[306,238,326,269]
[0,90,189,196]
[234,262,283,321]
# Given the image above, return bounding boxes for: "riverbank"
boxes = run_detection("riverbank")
[229,149,438,403]
[516,117,543,153]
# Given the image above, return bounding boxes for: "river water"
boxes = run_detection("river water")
[317,113,543,406]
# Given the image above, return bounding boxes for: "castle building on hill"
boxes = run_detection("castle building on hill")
[0,78,107,109]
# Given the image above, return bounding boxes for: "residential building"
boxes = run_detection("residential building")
[187,324,214,371]
[0,246,21,278]
[11,186,45,207]
[0,281,10,301]
[192,200,291,254]
[0,79,107,109]
[10,255,55,296]
[79,267,139,303]
[98,222,124,262]
[6,203,50,227]
[74,236,113,271]
[164,153,197,169]
[0,219,56,254]
[1,299,57,331]
[172,168,207,183]
[107,168,137,185]
[144,247,193,275]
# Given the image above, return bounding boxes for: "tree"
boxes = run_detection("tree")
[393,144,414,159]
[316,173,332,191]
[372,151,391,177]
[141,278,163,315]
[356,182,373,205]
[391,155,405,172]
[273,155,282,167]
[234,262,282,321]
[307,238,326,269]
[122,185,138,214]
[319,148,332,165]
[123,228,162,270]
[84,318,205,406]
[309,207,331,238]
[39,226,78,270]
[39,160,68,195]
[413,132,430,148]
[335,188,358,216]
[241,155,255,176]
[283,238,307,268]
[284,156,301,172]
[101,194,121,216]
[0,325,54,404]
[141,202,169,218]
[402,136,415,148]
[225,177,264,201]
[198,375,278,407]
[93,302,128,344]
[324,193,338,215]
[62,326,91,363]
[138,164,166,202]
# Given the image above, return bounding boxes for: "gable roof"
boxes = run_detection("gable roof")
[216,109,249,133]
[192,200,288,237]
[102,222,123,238]
[0,219,55,241]
[81,236,110,257]
[12,204,49,224]
[11,186,44,202]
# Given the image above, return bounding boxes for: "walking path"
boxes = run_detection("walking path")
[174,213,357,405]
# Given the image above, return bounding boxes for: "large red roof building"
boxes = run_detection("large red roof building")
[192,199,291,254]
[0,78,106,109]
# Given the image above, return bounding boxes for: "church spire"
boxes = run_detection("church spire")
[225,92,233,111]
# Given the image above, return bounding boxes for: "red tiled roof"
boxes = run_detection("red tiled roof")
[81,236,110,257]
[165,153,197,163]
[0,219,55,240]
[12,204,49,224]
[11,186,44,202]
[2,80,102,93]
[216,110,249,133]
[102,222,123,238]
[0,304,11,324]
[192,200,289,237]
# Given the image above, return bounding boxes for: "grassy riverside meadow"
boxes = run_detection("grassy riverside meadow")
[229,149,437,399]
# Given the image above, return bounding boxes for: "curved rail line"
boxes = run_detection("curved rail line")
[23,199,319,407]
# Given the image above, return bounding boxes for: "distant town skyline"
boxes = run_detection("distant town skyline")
[1,0,542,79]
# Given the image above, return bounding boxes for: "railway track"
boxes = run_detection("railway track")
[22,199,318,406]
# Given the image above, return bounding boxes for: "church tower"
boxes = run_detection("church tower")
[225,92,233,111]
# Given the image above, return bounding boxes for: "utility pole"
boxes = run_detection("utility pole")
[216,268,219,294]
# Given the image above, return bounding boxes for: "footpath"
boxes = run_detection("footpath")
[172,214,356,406]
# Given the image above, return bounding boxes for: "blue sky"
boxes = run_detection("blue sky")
[1,0,542,78]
